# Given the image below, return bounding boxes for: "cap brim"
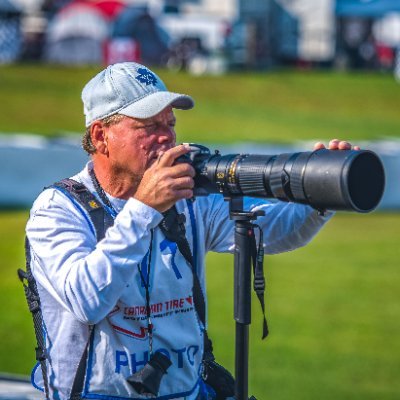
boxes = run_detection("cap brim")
[119,91,194,119]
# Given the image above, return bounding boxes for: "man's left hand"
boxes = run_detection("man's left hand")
[313,139,360,151]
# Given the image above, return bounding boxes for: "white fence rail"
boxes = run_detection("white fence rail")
[1,134,399,210]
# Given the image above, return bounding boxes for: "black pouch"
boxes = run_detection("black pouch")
[202,351,235,400]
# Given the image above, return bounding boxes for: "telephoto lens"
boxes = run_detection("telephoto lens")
[180,144,385,213]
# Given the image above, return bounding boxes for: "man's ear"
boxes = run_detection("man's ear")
[91,121,108,155]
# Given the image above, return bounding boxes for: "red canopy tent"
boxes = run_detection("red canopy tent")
[62,0,126,20]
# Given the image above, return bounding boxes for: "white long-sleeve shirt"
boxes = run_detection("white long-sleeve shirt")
[26,162,333,399]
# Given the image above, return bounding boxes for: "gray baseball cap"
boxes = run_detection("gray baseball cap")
[82,62,194,127]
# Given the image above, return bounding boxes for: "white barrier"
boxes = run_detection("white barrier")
[0,373,38,399]
[1,135,88,207]
[1,134,399,210]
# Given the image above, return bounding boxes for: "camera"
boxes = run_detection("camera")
[178,144,385,212]
[127,351,172,396]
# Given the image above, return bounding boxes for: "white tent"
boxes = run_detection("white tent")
[44,3,110,65]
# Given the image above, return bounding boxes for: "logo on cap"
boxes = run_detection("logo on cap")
[135,67,158,86]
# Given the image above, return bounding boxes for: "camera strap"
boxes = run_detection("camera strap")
[136,230,155,355]
[251,225,269,340]
[18,238,50,400]
[160,204,214,356]
[89,170,213,359]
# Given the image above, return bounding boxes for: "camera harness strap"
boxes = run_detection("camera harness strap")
[18,239,50,399]
[59,177,115,400]
[159,205,215,360]
[18,178,115,400]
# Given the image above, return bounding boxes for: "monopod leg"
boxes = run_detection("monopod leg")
[234,219,253,400]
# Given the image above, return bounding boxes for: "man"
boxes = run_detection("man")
[26,62,355,399]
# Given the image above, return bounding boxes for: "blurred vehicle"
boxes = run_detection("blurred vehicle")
[157,11,231,74]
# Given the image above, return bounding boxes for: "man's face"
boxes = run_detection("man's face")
[102,107,177,181]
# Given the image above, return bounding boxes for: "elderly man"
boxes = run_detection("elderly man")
[26,62,354,400]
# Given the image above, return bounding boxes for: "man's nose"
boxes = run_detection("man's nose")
[157,126,175,143]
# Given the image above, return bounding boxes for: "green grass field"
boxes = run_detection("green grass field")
[1,65,400,398]
[1,211,399,399]
[1,64,400,143]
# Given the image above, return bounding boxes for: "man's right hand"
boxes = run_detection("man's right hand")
[134,145,195,213]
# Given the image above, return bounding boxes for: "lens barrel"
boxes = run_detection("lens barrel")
[194,148,385,213]
[299,149,385,212]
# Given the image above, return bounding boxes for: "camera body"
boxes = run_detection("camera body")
[178,143,385,213]
[127,351,172,396]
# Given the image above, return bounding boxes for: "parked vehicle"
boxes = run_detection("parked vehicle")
[157,12,231,74]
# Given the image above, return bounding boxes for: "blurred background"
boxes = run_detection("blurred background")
[0,0,399,399]
[2,0,400,74]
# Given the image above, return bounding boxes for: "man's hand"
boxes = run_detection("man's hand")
[134,145,195,213]
[313,139,360,151]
